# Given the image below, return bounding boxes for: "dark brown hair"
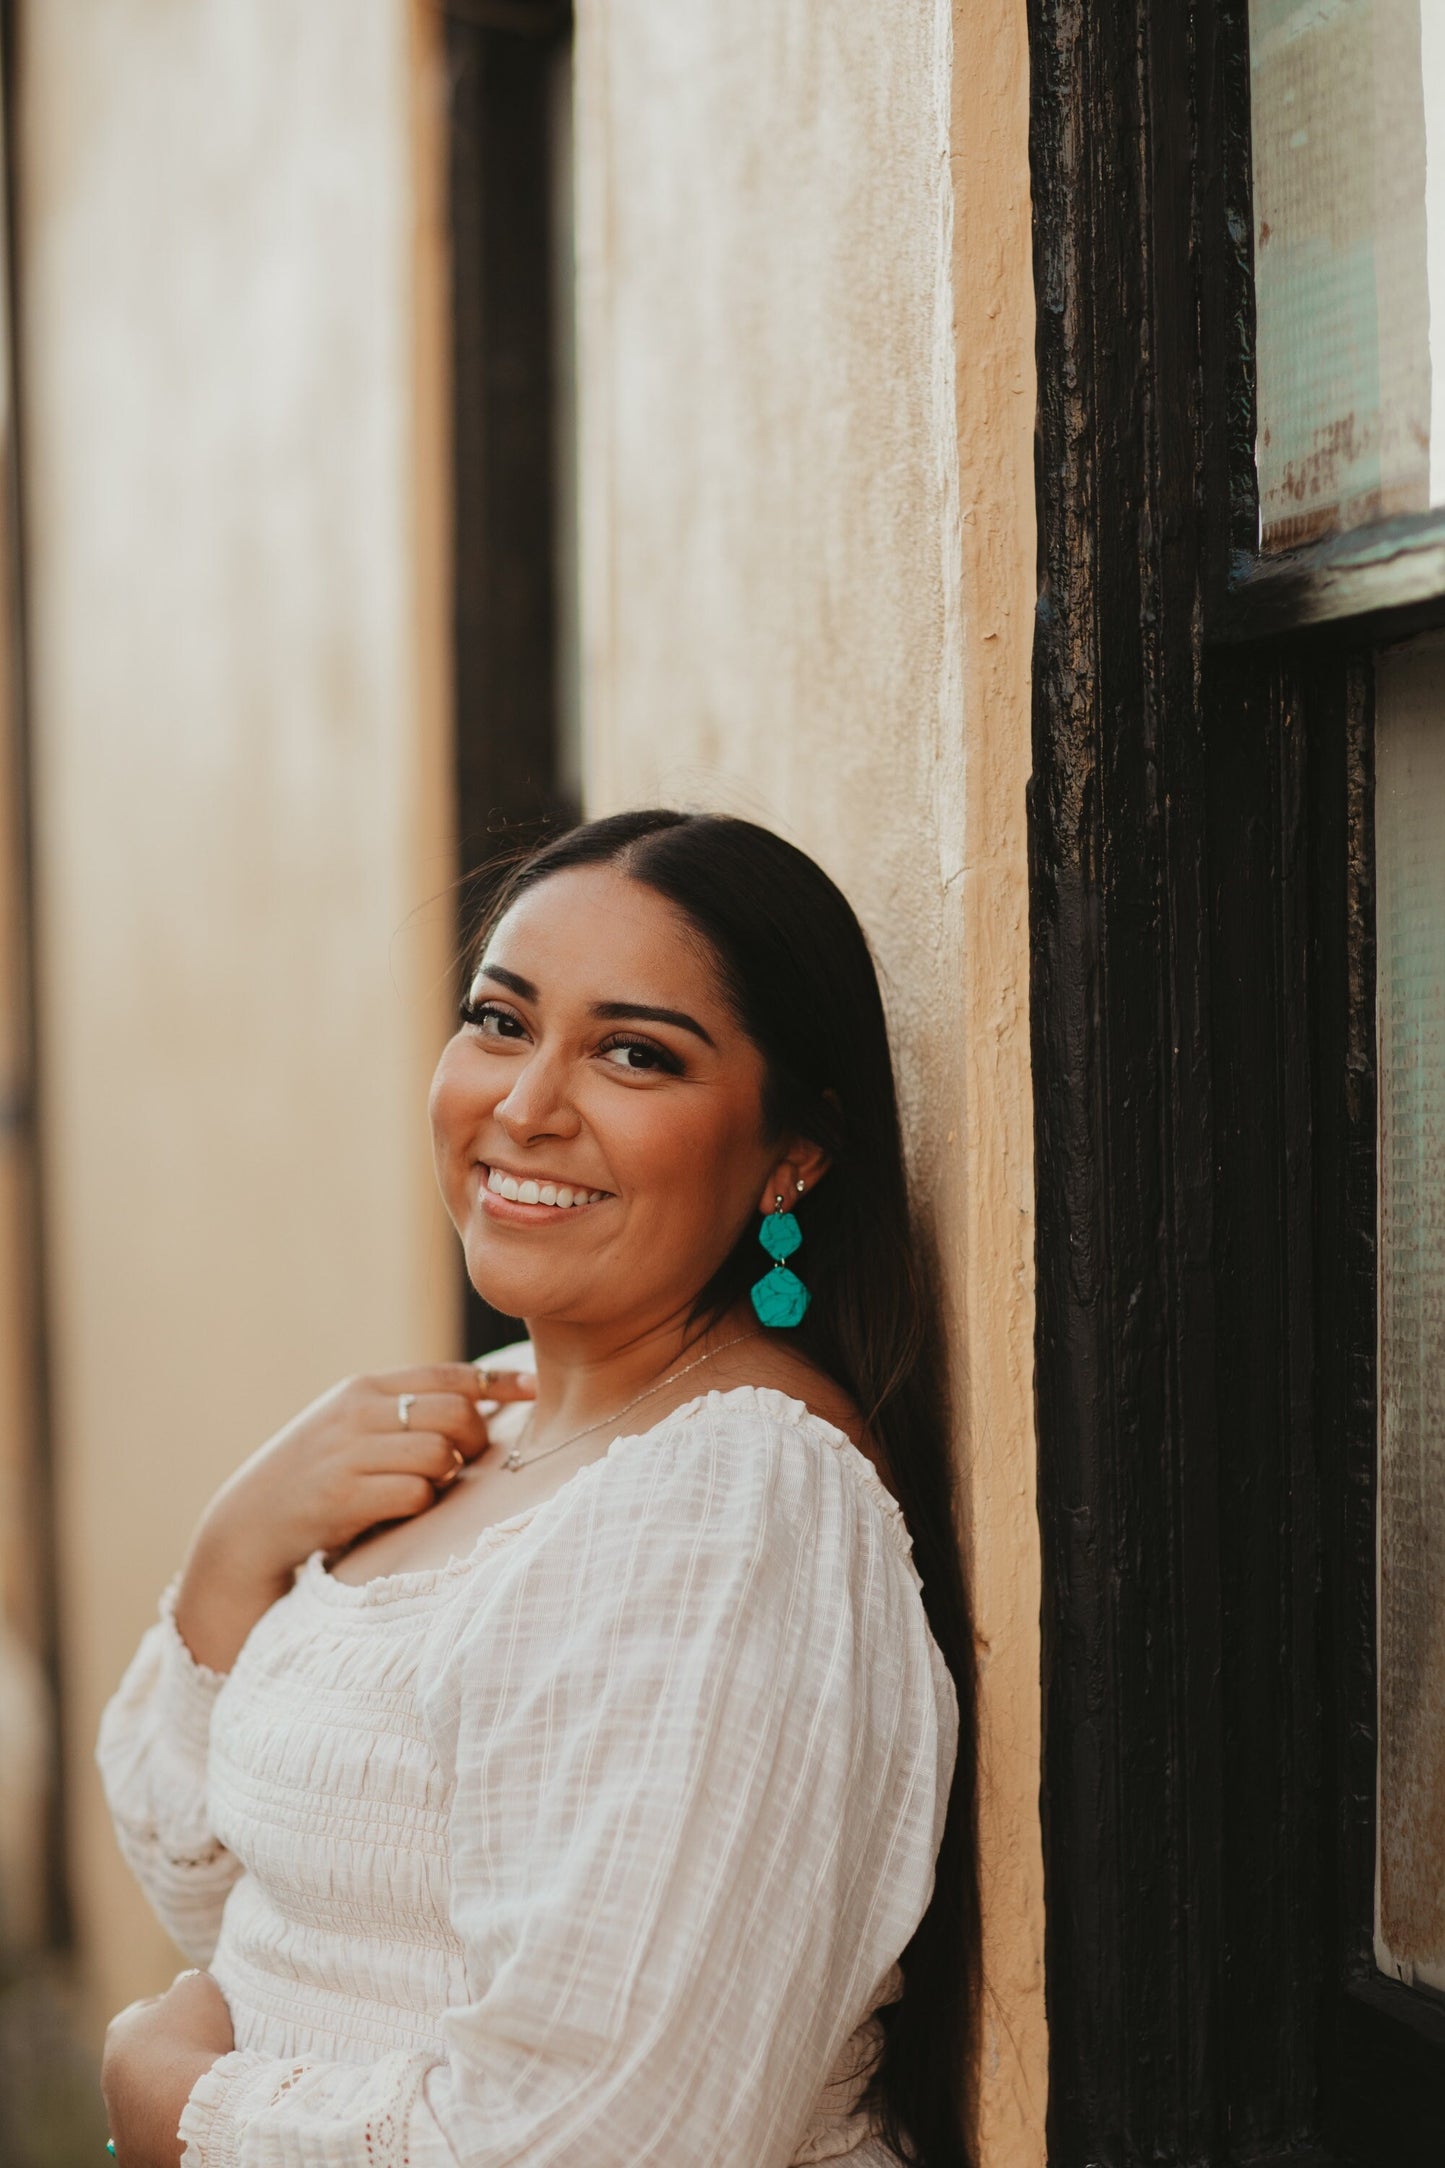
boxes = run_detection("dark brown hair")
[468,809,979,2165]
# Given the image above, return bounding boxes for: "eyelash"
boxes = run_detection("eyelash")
[457,999,685,1077]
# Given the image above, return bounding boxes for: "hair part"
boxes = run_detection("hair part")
[467,809,980,2166]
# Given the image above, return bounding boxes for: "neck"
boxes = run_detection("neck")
[520,1302,758,1441]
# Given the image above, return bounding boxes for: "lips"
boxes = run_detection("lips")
[481,1164,609,1210]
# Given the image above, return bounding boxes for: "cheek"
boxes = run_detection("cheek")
[428,1042,486,1152]
[601,1088,763,1224]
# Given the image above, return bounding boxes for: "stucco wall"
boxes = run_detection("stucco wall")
[574,1,1044,2158]
[16,0,455,2023]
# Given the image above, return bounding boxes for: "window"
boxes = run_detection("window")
[1029,0,1445,2160]
[1373,632,1445,2001]
[1249,0,1445,547]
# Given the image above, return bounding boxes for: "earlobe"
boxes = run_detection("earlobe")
[756,1167,812,1217]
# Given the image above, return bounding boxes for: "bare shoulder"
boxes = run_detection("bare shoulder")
[700,1338,897,1498]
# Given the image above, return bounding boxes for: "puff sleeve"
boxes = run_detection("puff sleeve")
[95,1578,245,1965]
[174,1396,957,2168]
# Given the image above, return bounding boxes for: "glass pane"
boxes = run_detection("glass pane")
[1375,631,1445,1994]
[1248,0,1445,551]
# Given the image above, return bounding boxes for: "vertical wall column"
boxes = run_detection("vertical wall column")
[573,2,1044,2158]
[13,0,455,2020]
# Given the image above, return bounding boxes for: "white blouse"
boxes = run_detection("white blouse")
[97,1381,958,2168]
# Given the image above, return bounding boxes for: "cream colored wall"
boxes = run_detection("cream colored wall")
[15,0,455,2025]
[574,2,1043,2159]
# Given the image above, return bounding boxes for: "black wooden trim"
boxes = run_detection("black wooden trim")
[1029,0,1227,2152]
[1217,509,1445,644]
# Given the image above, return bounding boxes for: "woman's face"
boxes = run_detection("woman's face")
[429,864,806,1332]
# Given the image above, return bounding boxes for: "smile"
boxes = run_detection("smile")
[481,1164,610,1210]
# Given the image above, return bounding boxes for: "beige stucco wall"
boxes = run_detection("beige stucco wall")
[574,1,1043,2159]
[15,0,455,2026]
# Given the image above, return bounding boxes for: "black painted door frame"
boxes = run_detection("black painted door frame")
[1028,3,1445,2162]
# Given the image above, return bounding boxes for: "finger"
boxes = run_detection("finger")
[370,1391,491,1455]
[361,1473,439,1523]
[470,1369,537,1406]
[372,1362,535,1403]
[368,1432,472,1487]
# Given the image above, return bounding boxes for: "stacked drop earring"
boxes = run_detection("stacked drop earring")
[750,1179,810,1327]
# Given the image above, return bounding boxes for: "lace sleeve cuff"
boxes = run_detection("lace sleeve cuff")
[176,2051,270,2168]
[153,1578,231,1754]
[176,2049,440,2168]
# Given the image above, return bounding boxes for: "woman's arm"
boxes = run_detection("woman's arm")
[95,1581,246,1965]
[160,1403,956,2168]
[97,1361,525,1952]
[171,1364,509,1670]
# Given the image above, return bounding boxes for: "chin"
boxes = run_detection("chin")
[463,1242,556,1323]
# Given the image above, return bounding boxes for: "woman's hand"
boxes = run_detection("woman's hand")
[174,1364,537,1670]
[101,1968,234,2168]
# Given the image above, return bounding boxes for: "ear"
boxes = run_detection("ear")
[755,1136,832,1218]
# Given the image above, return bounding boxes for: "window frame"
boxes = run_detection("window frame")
[1216,21,1445,2141]
[1028,0,1445,2160]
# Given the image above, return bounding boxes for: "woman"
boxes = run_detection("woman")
[97,810,978,2168]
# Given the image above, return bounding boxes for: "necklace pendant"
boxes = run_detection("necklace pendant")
[503,1447,524,1472]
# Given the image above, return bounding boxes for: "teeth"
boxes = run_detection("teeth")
[485,1167,604,1209]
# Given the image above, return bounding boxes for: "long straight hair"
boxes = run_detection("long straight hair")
[466,809,979,2166]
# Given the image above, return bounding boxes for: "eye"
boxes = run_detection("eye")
[459,998,527,1041]
[598,1035,683,1076]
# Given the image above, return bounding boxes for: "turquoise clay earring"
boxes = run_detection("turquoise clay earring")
[751,1180,810,1327]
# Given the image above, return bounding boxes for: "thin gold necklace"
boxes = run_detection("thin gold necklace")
[501,1331,761,1472]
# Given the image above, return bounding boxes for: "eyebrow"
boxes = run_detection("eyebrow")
[475,965,716,1048]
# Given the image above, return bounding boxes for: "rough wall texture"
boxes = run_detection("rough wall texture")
[16,0,454,2021]
[574,1,1044,2157]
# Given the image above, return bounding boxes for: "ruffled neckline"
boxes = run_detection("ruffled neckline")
[301,1384,916,1609]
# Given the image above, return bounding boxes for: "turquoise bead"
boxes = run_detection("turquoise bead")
[758,1210,802,1260]
[751,1264,811,1326]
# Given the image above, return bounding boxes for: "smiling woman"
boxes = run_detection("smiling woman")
[93,811,978,2168]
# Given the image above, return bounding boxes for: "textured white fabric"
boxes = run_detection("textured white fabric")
[96,1383,957,2168]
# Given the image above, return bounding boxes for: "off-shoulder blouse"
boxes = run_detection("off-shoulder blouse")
[96,1380,958,2168]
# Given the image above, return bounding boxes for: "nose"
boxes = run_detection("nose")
[491,1047,582,1145]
